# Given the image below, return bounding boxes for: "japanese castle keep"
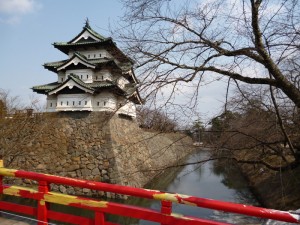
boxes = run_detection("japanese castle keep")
[32,21,142,117]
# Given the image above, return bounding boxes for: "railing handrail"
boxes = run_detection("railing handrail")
[0,166,299,224]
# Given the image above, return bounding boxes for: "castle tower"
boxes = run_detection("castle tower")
[32,20,142,117]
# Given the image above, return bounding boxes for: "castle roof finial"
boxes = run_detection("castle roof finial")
[85,18,91,29]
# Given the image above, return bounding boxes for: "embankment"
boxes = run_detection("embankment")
[235,154,300,210]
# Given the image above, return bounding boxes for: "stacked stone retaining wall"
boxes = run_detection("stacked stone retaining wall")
[7,112,194,198]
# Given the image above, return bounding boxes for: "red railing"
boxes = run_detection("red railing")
[0,164,299,225]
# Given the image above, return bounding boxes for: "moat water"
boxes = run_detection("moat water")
[110,149,262,224]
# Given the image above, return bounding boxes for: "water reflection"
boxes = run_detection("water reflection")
[112,150,263,224]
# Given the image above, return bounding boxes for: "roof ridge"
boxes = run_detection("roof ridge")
[83,18,106,40]
[47,73,94,93]
[68,73,80,79]
[53,40,110,47]
[58,54,96,70]
[85,27,106,40]
[44,59,67,66]
[64,22,108,45]
[74,51,87,60]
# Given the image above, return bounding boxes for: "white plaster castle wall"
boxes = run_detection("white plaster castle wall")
[117,77,130,89]
[117,98,137,117]
[68,49,112,60]
[94,70,112,81]
[92,92,117,111]
[65,69,94,83]
[46,93,128,113]
[58,72,65,83]
[56,94,92,111]
[46,96,57,112]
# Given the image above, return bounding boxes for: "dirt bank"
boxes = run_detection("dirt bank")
[238,162,300,210]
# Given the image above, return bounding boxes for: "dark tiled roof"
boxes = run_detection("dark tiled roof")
[44,55,130,73]
[74,51,87,60]
[44,52,96,72]
[67,21,108,44]
[54,39,111,47]
[85,27,106,41]
[32,74,120,95]
[70,52,96,68]
[44,55,111,68]
[53,39,112,55]
[32,74,142,104]
[32,82,59,91]
[119,63,132,72]
[51,23,134,64]
[123,83,137,95]
[43,59,67,67]
[64,74,94,92]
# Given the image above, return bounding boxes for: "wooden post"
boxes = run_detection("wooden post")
[37,181,49,225]
[161,200,172,225]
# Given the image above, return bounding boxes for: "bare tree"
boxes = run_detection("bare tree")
[206,83,300,171]
[137,106,178,132]
[117,0,300,105]
[0,89,48,166]
[115,0,300,167]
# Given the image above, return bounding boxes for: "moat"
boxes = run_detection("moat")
[111,149,263,224]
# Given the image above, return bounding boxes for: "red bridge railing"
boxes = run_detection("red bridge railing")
[0,162,299,225]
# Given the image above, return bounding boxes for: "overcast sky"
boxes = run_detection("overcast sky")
[0,0,226,123]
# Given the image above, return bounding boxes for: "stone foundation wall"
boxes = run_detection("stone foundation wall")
[7,112,194,197]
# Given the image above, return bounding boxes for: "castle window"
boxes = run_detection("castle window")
[96,76,98,80]
[88,54,90,58]
[87,75,89,79]
[94,54,96,58]
[104,101,106,106]
[61,78,63,82]
[97,102,100,106]
[81,75,83,79]
[85,101,87,105]
[50,103,53,107]
[73,101,75,106]
[102,75,104,80]
[79,101,81,105]
[61,101,63,106]
[67,101,69,106]
[99,54,101,57]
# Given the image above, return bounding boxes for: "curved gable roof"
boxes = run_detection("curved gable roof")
[69,21,106,44]
[57,52,96,71]
[44,59,67,72]
[48,74,94,95]
[52,22,134,64]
